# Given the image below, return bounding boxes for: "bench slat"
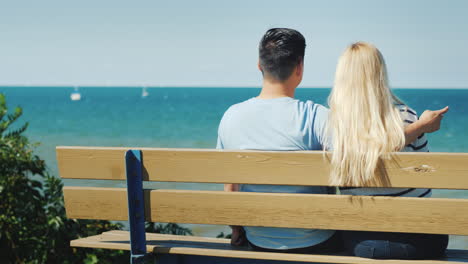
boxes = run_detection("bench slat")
[70,231,468,263]
[64,187,129,221]
[57,147,468,189]
[63,187,468,235]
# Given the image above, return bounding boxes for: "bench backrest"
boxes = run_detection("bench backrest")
[57,146,468,235]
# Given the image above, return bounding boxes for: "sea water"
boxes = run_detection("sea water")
[1,86,467,248]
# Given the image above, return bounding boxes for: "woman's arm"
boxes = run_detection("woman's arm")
[404,106,449,145]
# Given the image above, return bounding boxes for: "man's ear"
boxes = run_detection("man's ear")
[258,61,265,76]
[296,60,304,76]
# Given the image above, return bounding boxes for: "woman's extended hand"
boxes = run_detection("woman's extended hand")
[419,106,449,133]
[404,106,449,145]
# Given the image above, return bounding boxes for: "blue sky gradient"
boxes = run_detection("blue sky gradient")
[1,0,467,88]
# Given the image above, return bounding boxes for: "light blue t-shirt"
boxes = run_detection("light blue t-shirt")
[216,96,335,250]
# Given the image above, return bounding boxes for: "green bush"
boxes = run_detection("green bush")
[0,93,49,263]
[0,94,127,263]
[146,222,193,235]
[0,93,193,263]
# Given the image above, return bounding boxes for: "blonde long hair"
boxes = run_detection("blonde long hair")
[327,42,405,186]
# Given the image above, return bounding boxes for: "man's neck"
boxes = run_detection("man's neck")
[257,79,296,99]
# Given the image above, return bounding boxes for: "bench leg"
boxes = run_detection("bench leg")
[126,150,152,264]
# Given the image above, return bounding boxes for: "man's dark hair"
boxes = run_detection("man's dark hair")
[259,28,306,81]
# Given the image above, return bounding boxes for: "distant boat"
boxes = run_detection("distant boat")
[142,86,149,98]
[70,86,81,101]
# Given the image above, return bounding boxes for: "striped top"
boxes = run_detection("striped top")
[339,104,432,198]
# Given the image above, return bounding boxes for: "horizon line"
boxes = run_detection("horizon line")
[1,85,468,90]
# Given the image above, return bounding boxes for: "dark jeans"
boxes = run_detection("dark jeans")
[248,231,343,254]
[342,231,448,259]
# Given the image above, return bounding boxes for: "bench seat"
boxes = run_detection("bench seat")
[72,230,468,264]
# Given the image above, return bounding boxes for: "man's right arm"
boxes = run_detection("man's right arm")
[224,183,239,192]
[217,116,245,245]
[217,128,240,193]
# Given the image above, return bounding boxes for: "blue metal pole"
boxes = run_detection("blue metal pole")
[125,150,148,263]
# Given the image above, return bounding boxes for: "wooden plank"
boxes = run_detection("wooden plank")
[106,230,232,243]
[57,146,468,189]
[153,190,468,235]
[63,187,468,235]
[70,231,468,263]
[63,187,129,221]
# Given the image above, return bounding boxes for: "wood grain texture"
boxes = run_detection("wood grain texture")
[63,187,129,221]
[70,231,468,263]
[63,187,468,235]
[56,146,468,189]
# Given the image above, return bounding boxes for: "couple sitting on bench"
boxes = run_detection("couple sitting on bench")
[216,28,449,259]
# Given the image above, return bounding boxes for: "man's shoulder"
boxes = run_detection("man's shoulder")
[222,98,255,116]
[222,97,329,118]
[265,97,329,114]
[301,100,329,115]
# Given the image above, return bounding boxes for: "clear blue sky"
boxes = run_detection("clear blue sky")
[1,0,467,88]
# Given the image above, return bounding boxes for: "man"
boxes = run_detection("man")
[216,28,447,253]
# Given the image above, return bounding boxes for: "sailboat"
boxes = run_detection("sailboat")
[70,86,81,101]
[141,86,149,98]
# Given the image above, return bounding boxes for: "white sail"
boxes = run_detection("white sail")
[142,86,149,98]
[70,86,81,101]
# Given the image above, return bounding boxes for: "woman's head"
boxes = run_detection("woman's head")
[327,42,405,186]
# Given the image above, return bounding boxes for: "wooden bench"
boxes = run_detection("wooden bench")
[57,146,468,264]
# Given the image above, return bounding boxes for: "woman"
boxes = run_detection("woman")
[327,42,448,259]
